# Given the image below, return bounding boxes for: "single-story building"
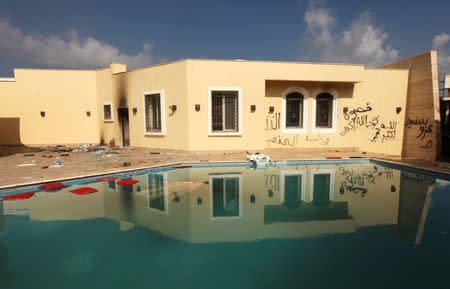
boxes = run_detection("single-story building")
[0,51,441,160]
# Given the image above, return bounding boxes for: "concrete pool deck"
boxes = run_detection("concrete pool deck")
[1,145,450,189]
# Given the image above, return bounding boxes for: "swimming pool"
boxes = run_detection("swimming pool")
[1,160,449,289]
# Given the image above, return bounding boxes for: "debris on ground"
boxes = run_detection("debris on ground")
[123,162,131,167]
[23,153,35,157]
[49,159,64,168]
[17,160,36,167]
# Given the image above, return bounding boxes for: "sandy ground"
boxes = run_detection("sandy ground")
[1,145,449,188]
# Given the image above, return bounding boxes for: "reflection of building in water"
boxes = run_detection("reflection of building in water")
[388,172,435,245]
[0,165,435,244]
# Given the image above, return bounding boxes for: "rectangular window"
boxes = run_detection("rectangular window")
[103,103,112,121]
[286,93,304,128]
[210,175,241,219]
[313,173,331,207]
[145,93,162,133]
[148,174,166,213]
[211,91,239,132]
[315,94,333,128]
[284,175,302,204]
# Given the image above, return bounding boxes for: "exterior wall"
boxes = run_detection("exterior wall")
[0,69,99,145]
[185,60,408,154]
[383,51,441,160]
[98,61,189,150]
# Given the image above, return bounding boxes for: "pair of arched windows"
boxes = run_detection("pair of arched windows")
[282,89,335,132]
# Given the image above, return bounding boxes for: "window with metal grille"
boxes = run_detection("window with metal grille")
[211,91,239,132]
[103,104,112,121]
[144,93,162,132]
[285,92,304,128]
[315,93,333,128]
[148,174,166,212]
[211,176,240,217]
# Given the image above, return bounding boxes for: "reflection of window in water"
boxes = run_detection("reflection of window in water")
[108,180,116,190]
[313,173,331,207]
[284,175,302,209]
[148,174,166,213]
[211,176,240,218]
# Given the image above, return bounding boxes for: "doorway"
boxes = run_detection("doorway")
[118,108,130,147]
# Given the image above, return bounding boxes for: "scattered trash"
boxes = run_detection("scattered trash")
[69,187,98,195]
[326,156,342,160]
[39,181,65,191]
[60,153,70,157]
[49,159,64,168]
[41,166,49,169]
[2,192,35,201]
[117,179,138,186]
[23,153,35,157]
[123,162,131,167]
[247,152,272,168]
[150,152,160,155]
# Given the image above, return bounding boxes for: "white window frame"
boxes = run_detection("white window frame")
[311,89,338,134]
[309,169,335,203]
[143,90,166,136]
[102,102,114,122]
[209,173,243,220]
[147,172,169,215]
[208,87,243,136]
[280,170,307,203]
[281,87,308,134]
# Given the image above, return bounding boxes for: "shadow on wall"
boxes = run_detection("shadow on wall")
[0,118,40,157]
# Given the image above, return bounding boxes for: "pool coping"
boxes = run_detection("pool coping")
[1,157,449,192]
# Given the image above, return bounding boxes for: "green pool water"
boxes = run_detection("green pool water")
[0,161,449,289]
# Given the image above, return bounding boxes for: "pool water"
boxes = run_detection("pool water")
[1,161,450,289]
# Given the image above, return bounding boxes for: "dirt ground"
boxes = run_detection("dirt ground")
[1,145,449,188]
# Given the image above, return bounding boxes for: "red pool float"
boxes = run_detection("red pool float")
[2,192,35,201]
[39,182,65,191]
[96,177,119,182]
[117,179,139,186]
[69,187,98,195]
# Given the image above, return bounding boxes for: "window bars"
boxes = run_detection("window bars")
[211,91,239,132]
[145,93,162,132]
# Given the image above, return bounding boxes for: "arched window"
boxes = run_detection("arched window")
[312,89,338,133]
[315,92,334,128]
[285,92,304,128]
[281,87,308,133]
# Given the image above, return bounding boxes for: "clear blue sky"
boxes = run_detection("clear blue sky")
[1,0,450,75]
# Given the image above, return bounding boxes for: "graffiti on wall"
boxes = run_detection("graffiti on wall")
[405,117,433,149]
[338,165,394,197]
[265,111,329,146]
[340,103,398,143]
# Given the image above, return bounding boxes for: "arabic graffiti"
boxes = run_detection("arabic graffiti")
[305,134,330,145]
[366,116,397,143]
[267,134,299,147]
[340,103,398,143]
[405,117,433,149]
[338,165,394,197]
[265,112,280,131]
[340,104,372,136]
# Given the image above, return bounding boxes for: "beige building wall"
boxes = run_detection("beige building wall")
[185,60,408,154]
[97,61,189,150]
[383,51,441,160]
[2,52,439,158]
[0,69,99,145]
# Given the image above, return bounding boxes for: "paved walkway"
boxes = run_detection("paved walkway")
[0,145,449,188]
